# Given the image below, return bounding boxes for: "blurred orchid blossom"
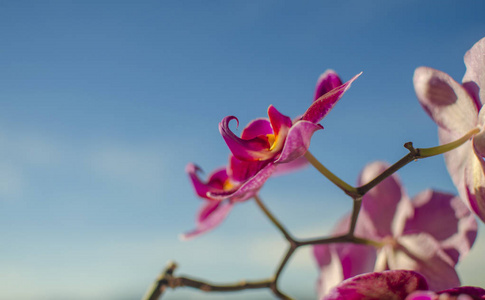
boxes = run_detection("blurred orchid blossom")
[220,70,361,164]
[181,156,274,240]
[314,161,477,297]
[414,37,485,222]
[323,270,485,300]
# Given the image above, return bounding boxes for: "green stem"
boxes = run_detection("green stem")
[418,127,479,157]
[357,127,479,195]
[304,151,358,196]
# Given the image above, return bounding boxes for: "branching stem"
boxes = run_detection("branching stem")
[357,127,478,195]
[145,128,478,299]
[254,195,294,241]
[304,151,358,197]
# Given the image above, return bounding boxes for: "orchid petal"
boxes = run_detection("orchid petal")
[464,152,485,223]
[186,163,228,199]
[405,291,438,300]
[439,126,473,204]
[439,286,485,299]
[402,190,477,265]
[314,213,377,297]
[208,162,276,202]
[180,200,233,240]
[275,120,323,164]
[302,72,361,124]
[357,161,411,238]
[323,270,428,300]
[472,108,485,157]
[315,246,344,299]
[315,70,343,101]
[272,155,308,176]
[405,286,485,300]
[313,212,376,267]
[388,234,460,291]
[219,116,272,161]
[463,37,485,107]
[240,118,273,140]
[268,105,293,138]
[315,243,377,298]
[228,155,269,183]
[414,67,478,135]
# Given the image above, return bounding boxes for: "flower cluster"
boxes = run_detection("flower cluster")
[174,37,485,300]
[183,70,360,239]
[313,161,477,297]
[311,37,485,299]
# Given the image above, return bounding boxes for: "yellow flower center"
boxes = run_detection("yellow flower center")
[223,180,235,191]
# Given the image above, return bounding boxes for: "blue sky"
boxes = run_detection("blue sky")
[1,1,485,299]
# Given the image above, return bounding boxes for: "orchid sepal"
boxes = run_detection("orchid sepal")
[302,72,362,124]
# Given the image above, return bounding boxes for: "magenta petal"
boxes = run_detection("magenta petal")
[208,162,276,202]
[186,163,227,199]
[314,70,343,101]
[314,242,377,298]
[302,72,361,124]
[439,286,485,299]
[180,200,233,240]
[463,37,485,106]
[323,270,428,300]
[274,120,323,164]
[228,155,269,183]
[402,190,477,265]
[272,155,308,176]
[413,67,478,135]
[314,214,377,297]
[219,116,272,161]
[241,118,273,140]
[358,161,409,238]
[405,291,438,300]
[267,105,293,137]
[388,234,461,291]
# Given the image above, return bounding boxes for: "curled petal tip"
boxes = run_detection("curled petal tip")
[220,116,240,133]
[178,233,190,241]
[186,163,202,174]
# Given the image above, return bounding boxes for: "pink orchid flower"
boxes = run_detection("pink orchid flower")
[323,270,485,300]
[220,70,361,164]
[314,162,477,297]
[208,70,359,201]
[414,37,485,222]
[181,156,274,240]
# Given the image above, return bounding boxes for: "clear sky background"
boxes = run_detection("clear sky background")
[1,1,485,299]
